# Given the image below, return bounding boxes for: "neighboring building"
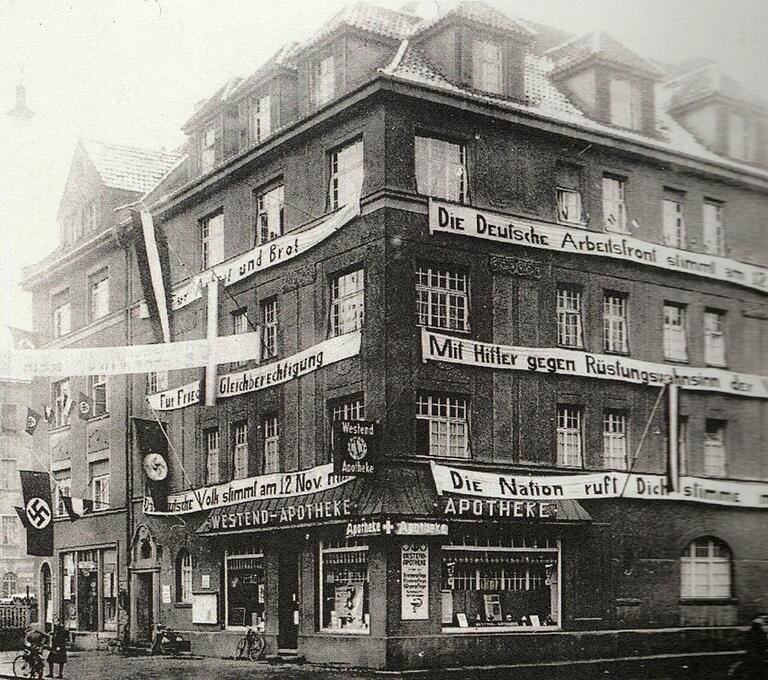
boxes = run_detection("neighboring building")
[22,2,768,670]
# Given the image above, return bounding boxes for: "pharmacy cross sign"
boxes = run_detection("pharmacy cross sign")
[25,497,52,529]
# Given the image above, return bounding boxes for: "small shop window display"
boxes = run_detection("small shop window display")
[320,539,370,633]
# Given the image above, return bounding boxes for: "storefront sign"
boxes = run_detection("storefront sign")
[432,463,768,509]
[205,498,354,532]
[442,497,557,519]
[171,201,359,310]
[0,332,260,379]
[401,543,429,620]
[422,329,768,400]
[144,462,353,515]
[147,379,202,411]
[429,199,768,295]
[217,331,360,399]
[332,420,379,475]
[345,518,449,538]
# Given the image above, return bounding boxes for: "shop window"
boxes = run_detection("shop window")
[703,419,727,478]
[226,547,266,630]
[52,379,72,428]
[556,164,583,225]
[260,297,279,360]
[602,175,628,233]
[416,265,469,332]
[176,549,193,603]
[200,210,224,271]
[328,139,363,211]
[1,516,17,546]
[88,268,109,321]
[702,200,725,256]
[0,459,16,489]
[472,40,503,94]
[319,540,369,634]
[663,302,688,362]
[315,55,335,107]
[557,405,583,468]
[102,549,117,630]
[233,421,249,480]
[330,269,364,337]
[254,183,284,245]
[2,572,17,598]
[442,532,560,631]
[204,427,220,484]
[262,415,280,474]
[557,286,583,349]
[415,135,468,204]
[703,310,726,367]
[60,548,116,632]
[662,190,686,248]
[417,392,469,459]
[62,553,76,629]
[603,292,628,354]
[52,290,71,339]
[602,410,628,470]
[88,374,108,416]
[0,404,17,433]
[147,370,168,395]
[680,537,732,599]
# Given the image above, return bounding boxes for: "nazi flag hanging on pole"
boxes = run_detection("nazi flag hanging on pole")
[16,470,53,556]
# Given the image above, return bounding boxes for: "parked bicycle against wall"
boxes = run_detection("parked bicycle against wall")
[234,626,266,661]
[13,629,48,679]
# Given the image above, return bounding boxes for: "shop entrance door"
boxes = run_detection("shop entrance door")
[77,561,99,631]
[277,549,299,651]
[135,573,154,643]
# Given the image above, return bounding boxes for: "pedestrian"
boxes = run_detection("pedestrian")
[742,613,767,680]
[46,618,67,679]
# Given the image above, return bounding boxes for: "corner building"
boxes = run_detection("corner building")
[24,2,768,669]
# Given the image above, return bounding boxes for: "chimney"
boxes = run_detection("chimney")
[6,82,35,122]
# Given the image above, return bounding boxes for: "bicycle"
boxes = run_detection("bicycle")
[12,643,46,679]
[234,626,266,661]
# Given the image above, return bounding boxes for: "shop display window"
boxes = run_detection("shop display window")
[225,547,266,630]
[61,547,117,632]
[319,540,369,634]
[441,532,560,632]
[102,549,117,631]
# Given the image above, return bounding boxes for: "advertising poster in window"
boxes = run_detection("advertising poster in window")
[333,584,365,629]
[401,543,429,620]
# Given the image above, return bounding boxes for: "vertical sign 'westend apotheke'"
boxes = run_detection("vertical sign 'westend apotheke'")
[401,543,429,621]
[332,420,379,475]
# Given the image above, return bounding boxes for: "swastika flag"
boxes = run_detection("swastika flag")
[18,470,53,556]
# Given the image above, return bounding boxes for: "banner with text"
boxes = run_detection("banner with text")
[428,200,768,295]
[143,462,352,515]
[432,463,768,509]
[217,331,361,399]
[422,330,768,400]
[0,332,261,379]
[147,379,203,411]
[171,201,359,310]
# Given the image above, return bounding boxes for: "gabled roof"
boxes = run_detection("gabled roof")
[80,139,183,194]
[666,61,767,112]
[547,30,663,79]
[416,0,535,37]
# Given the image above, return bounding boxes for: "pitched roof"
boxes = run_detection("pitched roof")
[416,0,534,37]
[306,1,421,44]
[666,62,766,111]
[548,31,663,78]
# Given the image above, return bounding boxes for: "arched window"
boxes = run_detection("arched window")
[175,549,193,603]
[2,571,17,598]
[681,536,732,599]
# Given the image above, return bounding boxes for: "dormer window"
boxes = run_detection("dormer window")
[252,94,271,144]
[315,56,335,107]
[472,41,502,95]
[727,112,755,161]
[609,79,642,130]
[201,126,216,174]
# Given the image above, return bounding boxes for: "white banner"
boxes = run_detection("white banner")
[171,201,359,310]
[429,200,768,295]
[0,332,261,379]
[143,462,352,515]
[217,331,361,399]
[401,543,429,620]
[422,329,768,400]
[147,379,202,411]
[432,463,768,509]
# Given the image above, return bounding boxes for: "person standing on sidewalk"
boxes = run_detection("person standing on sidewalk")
[46,619,67,679]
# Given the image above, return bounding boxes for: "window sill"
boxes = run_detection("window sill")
[663,358,689,365]
[443,625,561,634]
[174,602,193,609]
[705,363,728,369]
[557,220,587,229]
[679,598,737,606]
[557,344,585,351]
[318,628,370,636]
[87,413,110,424]
[419,325,472,336]
[49,424,71,435]
[604,349,629,357]
[604,227,631,236]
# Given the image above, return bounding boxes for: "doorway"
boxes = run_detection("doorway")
[277,549,299,651]
[135,573,154,643]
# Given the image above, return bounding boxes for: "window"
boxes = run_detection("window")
[703,420,726,478]
[147,370,168,395]
[662,193,686,248]
[261,298,279,360]
[329,139,363,211]
[0,404,18,433]
[330,269,364,337]
[252,94,271,144]
[1,516,17,545]
[416,266,469,332]
[702,201,725,256]
[88,269,109,321]
[102,549,117,630]
[556,164,583,225]
[88,375,108,417]
[262,415,280,474]
[680,537,731,599]
[232,309,250,368]
[609,79,642,130]
[226,546,266,629]
[319,539,369,633]
[52,290,71,338]
[52,379,72,428]
[414,136,468,203]
[81,202,98,234]
[557,405,583,468]
[472,40,502,94]
[0,459,16,489]
[176,549,193,603]
[233,421,249,480]
[200,210,224,271]
[557,286,583,349]
[200,125,216,174]
[663,303,688,362]
[54,473,71,518]
[442,531,560,630]
[205,428,220,485]
[331,396,365,423]
[603,411,628,470]
[92,474,110,511]
[727,112,754,161]
[1,572,17,598]
[602,176,628,233]
[703,310,726,367]
[315,55,335,106]
[417,392,469,459]
[603,292,628,353]
[255,184,284,244]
